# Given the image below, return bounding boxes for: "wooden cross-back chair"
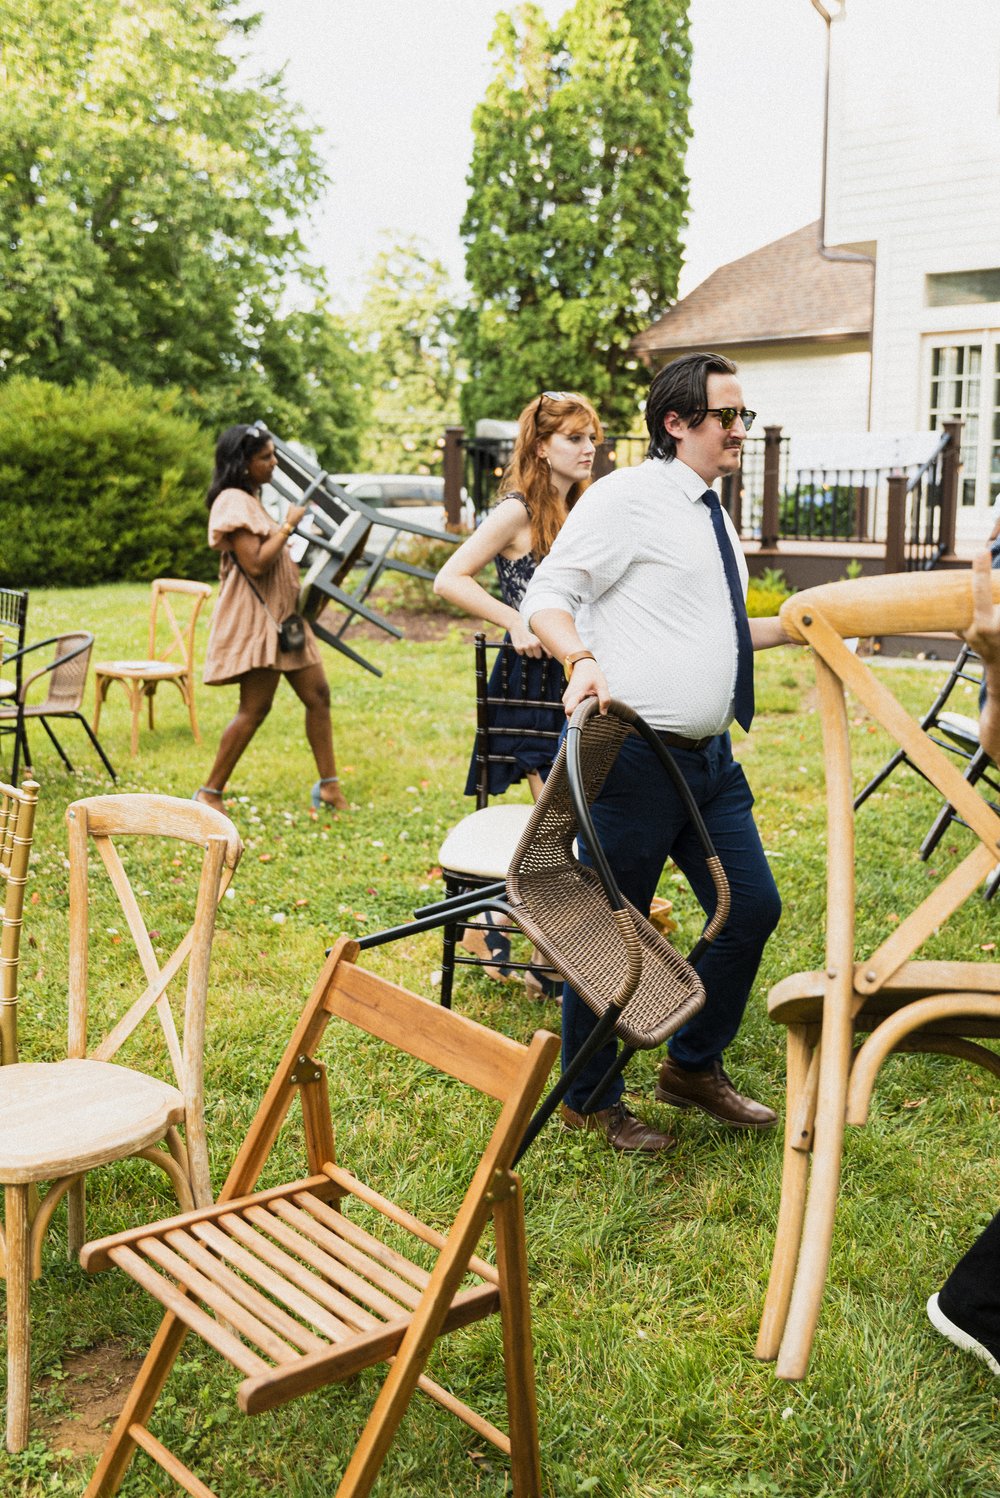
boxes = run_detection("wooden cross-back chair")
[81,939,560,1497]
[755,569,1000,1381]
[0,776,39,1069]
[92,578,212,757]
[0,793,242,1452]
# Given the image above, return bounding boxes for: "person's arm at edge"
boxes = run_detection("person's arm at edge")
[750,616,794,649]
[433,499,543,655]
[963,550,1000,761]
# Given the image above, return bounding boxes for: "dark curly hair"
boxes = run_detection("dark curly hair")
[206,423,272,508]
[645,353,737,462]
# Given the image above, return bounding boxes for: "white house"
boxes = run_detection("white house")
[635,0,1000,542]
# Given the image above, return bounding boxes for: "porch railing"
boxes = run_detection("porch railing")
[443,420,963,574]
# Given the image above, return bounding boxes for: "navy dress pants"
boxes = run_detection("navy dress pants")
[562,730,782,1113]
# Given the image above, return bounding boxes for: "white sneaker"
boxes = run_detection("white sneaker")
[927,1293,1000,1375]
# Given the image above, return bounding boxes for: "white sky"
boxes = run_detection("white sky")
[248,0,827,310]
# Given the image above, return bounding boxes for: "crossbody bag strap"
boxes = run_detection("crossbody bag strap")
[229,551,280,630]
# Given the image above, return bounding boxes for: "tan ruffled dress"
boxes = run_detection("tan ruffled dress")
[203,488,322,685]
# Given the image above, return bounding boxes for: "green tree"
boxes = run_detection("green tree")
[460,0,691,432]
[0,0,366,461]
[353,237,461,473]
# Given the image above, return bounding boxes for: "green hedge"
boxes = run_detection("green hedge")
[0,373,215,587]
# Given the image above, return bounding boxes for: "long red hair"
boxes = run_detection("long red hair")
[499,392,603,559]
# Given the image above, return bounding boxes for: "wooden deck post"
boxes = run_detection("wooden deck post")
[443,426,465,530]
[761,425,782,550]
[937,419,962,563]
[884,473,907,573]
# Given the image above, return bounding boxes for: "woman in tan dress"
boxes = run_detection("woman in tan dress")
[194,423,349,813]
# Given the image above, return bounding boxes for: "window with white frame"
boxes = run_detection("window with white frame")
[928,342,983,507]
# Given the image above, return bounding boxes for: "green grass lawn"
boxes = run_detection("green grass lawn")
[3,584,1000,1497]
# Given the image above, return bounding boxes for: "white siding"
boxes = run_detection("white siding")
[730,342,871,434]
[823,0,1000,523]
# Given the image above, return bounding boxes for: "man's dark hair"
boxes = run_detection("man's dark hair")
[645,352,738,461]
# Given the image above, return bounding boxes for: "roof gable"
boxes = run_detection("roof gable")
[632,222,873,354]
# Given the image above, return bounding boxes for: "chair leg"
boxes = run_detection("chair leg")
[67,1177,86,1260]
[129,683,143,757]
[920,748,989,862]
[83,1311,192,1497]
[73,713,118,781]
[146,681,157,732]
[775,1018,852,1381]
[38,715,74,771]
[5,1184,32,1453]
[756,1025,815,1362]
[92,674,108,735]
[440,920,457,1010]
[183,674,202,745]
[494,1178,543,1497]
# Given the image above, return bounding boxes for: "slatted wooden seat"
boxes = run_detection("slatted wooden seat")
[81,940,559,1498]
[755,568,1000,1382]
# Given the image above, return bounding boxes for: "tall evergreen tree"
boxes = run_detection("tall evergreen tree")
[460,0,691,432]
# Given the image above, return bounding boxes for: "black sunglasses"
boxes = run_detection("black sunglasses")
[696,407,756,432]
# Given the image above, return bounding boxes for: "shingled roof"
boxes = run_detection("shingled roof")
[632,221,873,357]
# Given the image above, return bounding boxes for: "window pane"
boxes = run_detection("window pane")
[927,269,1000,306]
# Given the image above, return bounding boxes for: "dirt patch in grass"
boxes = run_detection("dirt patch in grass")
[39,1342,143,1459]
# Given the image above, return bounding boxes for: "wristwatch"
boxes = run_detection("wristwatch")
[564,649,596,677]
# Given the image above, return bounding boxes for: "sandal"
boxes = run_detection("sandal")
[311,776,349,812]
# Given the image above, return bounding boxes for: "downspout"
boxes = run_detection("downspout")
[811,0,875,425]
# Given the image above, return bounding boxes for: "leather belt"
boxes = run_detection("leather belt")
[657,729,714,752]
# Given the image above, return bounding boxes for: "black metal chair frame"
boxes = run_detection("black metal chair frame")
[261,433,462,678]
[854,643,1000,890]
[360,698,730,1158]
[0,634,116,784]
[436,634,565,1007]
[0,589,29,777]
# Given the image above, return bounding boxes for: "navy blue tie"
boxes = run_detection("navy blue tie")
[702,489,755,732]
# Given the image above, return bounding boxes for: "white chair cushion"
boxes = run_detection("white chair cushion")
[438,804,534,881]
[0,1059,184,1183]
[936,711,981,751]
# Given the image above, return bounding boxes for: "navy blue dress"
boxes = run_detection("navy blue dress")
[463,503,566,797]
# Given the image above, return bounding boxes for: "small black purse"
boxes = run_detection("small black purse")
[277,613,307,652]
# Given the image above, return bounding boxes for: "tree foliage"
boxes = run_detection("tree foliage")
[353,237,461,473]
[460,0,691,432]
[0,373,214,587]
[0,0,366,462]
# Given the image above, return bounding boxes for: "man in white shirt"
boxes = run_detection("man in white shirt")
[521,352,788,1152]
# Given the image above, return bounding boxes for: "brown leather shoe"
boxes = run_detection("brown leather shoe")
[655,1057,777,1130]
[560,1100,676,1153]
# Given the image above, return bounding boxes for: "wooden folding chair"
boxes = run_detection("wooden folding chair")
[755,568,1000,1380]
[81,939,560,1497]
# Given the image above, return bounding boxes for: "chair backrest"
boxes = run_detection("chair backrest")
[22,631,94,713]
[0,588,29,698]
[0,777,39,1066]
[149,578,212,672]
[506,700,723,1047]
[471,633,566,808]
[220,939,560,1208]
[66,794,243,1202]
[780,570,1000,998]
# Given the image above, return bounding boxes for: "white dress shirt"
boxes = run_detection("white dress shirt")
[521,457,749,735]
